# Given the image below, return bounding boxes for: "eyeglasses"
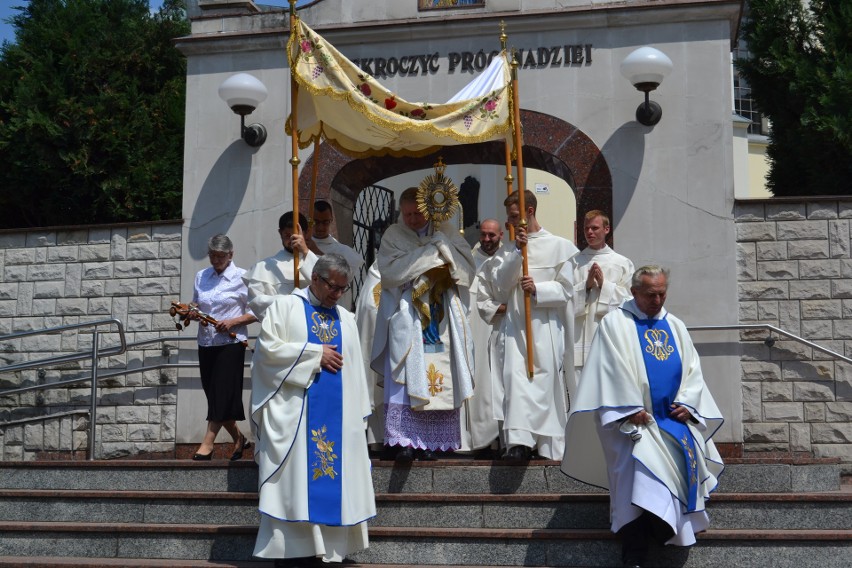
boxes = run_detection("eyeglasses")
[208,251,231,260]
[319,275,350,294]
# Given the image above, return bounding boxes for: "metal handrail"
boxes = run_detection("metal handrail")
[0,318,126,373]
[687,323,852,365]
[0,318,848,461]
[0,318,125,460]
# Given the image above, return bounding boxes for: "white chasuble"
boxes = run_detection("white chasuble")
[371,220,475,411]
[561,300,724,546]
[251,290,375,561]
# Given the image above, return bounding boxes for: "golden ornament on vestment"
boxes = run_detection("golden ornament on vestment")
[643,328,674,361]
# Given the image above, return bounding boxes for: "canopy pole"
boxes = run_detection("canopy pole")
[289,0,301,287]
[511,48,534,380]
[500,22,515,242]
[308,130,321,231]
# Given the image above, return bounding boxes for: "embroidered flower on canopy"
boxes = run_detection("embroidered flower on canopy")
[311,425,338,480]
[477,94,501,120]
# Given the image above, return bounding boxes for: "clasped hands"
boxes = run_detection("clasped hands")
[627,404,693,425]
[586,262,604,290]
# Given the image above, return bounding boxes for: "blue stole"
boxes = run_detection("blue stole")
[632,313,699,512]
[302,298,344,525]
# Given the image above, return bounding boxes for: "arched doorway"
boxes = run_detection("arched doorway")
[299,109,613,252]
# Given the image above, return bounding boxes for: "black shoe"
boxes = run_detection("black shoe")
[503,445,531,461]
[192,451,213,461]
[395,446,415,463]
[419,449,438,461]
[230,435,251,461]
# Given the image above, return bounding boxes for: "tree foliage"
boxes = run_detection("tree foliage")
[0,0,189,228]
[737,0,852,196]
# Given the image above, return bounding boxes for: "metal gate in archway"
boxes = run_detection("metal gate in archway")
[352,184,394,302]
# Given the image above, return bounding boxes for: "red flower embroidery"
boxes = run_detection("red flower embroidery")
[385,96,397,110]
[301,40,312,53]
[359,83,371,96]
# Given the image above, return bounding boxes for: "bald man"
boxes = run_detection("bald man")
[460,219,504,454]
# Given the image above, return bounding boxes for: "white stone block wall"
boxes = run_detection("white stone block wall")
[736,200,852,470]
[0,222,182,460]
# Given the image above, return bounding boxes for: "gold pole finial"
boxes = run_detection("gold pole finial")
[500,21,507,51]
[511,47,519,79]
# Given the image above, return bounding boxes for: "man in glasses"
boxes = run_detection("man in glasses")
[251,253,376,567]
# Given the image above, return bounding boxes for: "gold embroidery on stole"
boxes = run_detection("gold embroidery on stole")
[644,328,674,361]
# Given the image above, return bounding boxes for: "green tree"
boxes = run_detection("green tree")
[737,0,852,196]
[0,0,188,228]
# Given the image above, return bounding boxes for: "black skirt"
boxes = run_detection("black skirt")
[198,342,247,422]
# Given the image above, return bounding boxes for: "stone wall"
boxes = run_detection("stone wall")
[736,199,852,470]
[0,222,183,460]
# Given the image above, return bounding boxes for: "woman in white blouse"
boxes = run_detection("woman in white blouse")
[191,234,257,460]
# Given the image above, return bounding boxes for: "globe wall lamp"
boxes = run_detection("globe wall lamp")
[218,73,269,147]
[620,47,673,126]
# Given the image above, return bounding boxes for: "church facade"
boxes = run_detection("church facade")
[175,0,744,444]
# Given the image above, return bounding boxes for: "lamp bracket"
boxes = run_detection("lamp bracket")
[635,98,663,126]
[240,115,267,147]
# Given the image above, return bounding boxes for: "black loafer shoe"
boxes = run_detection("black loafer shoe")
[395,446,415,463]
[419,449,438,461]
[503,445,531,461]
[192,451,213,461]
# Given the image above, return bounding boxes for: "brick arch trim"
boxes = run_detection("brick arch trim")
[299,109,612,248]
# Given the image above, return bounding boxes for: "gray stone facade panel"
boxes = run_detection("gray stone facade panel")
[0,223,182,460]
[736,200,852,466]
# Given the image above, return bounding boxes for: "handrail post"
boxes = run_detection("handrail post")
[88,330,100,461]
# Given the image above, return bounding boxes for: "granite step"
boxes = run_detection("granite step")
[0,489,849,531]
[0,522,849,567]
[0,458,840,494]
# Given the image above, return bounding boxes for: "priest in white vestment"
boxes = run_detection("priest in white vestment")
[485,190,578,461]
[309,200,365,310]
[371,187,475,461]
[573,210,634,389]
[460,218,503,453]
[355,261,384,449]
[561,266,724,568]
[242,211,318,320]
[251,254,375,566]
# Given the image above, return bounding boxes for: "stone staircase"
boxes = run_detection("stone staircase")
[0,458,848,567]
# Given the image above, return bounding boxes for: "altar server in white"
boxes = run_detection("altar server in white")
[573,210,634,382]
[242,211,318,319]
[460,218,503,453]
[251,254,376,567]
[371,187,475,462]
[310,200,364,310]
[355,261,384,448]
[561,266,724,568]
[485,189,579,461]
